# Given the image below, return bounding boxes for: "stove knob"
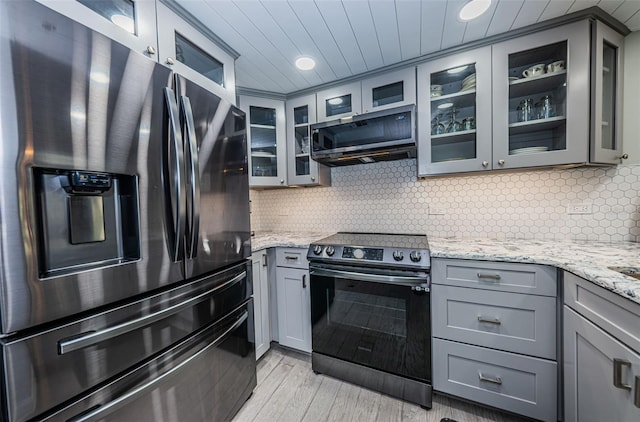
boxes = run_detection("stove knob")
[393,250,404,261]
[409,251,422,262]
[313,245,323,255]
[325,246,335,256]
[353,248,365,259]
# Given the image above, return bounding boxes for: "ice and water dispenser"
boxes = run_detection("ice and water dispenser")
[35,169,140,277]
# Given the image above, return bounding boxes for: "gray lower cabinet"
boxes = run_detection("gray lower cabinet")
[275,248,311,353]
[433,339,557,422]
[432,258,558,421]
[563,272,640,422]
[251,250,270,360]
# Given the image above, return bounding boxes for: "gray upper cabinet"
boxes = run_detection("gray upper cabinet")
[316,81,362,122]
[591,20,626,164]
[285,95,331,186]
[417,47,492,176]
[35,0,158,58]
[239,95,287,188]
[361,68,416,114]
[492,20,590,170]
[156,2,236,104]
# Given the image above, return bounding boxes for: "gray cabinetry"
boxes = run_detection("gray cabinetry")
[563,272,640,421]
[285,95,331,186]
[432,258,558,421]
[239,96,288,188]
[275,248,311,353]
[251,250,270,359]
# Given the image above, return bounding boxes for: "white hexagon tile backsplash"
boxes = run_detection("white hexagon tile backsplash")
[250,162,640,242]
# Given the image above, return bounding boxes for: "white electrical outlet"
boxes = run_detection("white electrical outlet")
[567,203,592,215]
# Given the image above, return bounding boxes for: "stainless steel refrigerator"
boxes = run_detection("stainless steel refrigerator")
[0,1,255,421]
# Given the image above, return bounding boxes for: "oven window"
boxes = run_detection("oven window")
[311,274,430,382]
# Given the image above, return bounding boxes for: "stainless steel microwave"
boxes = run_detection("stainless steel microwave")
[310,104,416,166]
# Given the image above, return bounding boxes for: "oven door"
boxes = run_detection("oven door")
[309,263,431,383]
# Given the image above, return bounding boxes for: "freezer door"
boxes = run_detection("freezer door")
[0,1,183,333]
[42,301,256,422]
[0,261,251,422]
[175,75,251,279]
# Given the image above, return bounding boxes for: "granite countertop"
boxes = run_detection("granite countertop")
[251,232,640,306]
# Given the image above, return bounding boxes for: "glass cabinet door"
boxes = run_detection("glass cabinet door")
[240,96,287,187]
[316,81,362,122]
[286,95,331,186]
[156,2,236,104]
[492,21,590,169]
[591,21,625,164]
[35,0,158,57]
[361,67,417,113]
[417,47,492,176]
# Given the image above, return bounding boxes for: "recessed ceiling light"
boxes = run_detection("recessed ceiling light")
[295,56,315,70]
[111,14,135,34]
[328,98,343,105]
[448,65,469,74]
[459,0,492,21]
[437,102,454,109]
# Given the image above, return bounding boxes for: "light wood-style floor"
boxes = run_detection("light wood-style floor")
[232,345,527,422]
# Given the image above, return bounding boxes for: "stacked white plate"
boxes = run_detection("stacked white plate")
[509,146,549,155]
[460,73,476,92]
[431,84,443,97]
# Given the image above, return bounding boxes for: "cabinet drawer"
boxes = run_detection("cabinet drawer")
[564,271,640,353]
[433,285,556,359]
[432,258,557,296]
[433,338,557,422]
[276,248,309,269]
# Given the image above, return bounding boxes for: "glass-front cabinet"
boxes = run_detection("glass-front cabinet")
[286,95,331,186]
[361,67,417,114]
[35,0,158,57]
[316,81,362,122]
[156,2,236,104]
[239,96,287,187]
[492,21,590,170]
[417,47,492,176]
[591,21,625,164]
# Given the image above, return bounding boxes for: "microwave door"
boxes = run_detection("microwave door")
[174,75,251,279]
[0,1,184,334]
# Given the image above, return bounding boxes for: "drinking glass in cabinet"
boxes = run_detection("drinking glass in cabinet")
[507,41,567,155]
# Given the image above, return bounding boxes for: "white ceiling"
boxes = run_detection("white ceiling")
[177,0,640,94]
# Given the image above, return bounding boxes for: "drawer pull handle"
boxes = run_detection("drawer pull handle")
[477,316,501,325]
[477,273,501,281]
[285,256,298,260]
[613,358,632,390]
[478,372,502,385]
[635,376,640,408]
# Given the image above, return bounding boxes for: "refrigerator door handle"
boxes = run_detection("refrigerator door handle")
[58,270,247,355]
[66,310,249,422]
[180,95,201,260]
[163,87,187,262]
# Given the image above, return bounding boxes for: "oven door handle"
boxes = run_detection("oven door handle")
[309,267,428,287]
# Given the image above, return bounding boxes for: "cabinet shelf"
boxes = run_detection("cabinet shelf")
[508,115,566,134]
[431,129,476,145]
[431,90,476,108]
[250,123,276,130]
[508,70,566,98]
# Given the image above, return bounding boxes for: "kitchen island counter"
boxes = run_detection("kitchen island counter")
[251,232,640,305]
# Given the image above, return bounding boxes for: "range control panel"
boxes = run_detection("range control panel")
[308,244,430,270]
[342,246,383,261]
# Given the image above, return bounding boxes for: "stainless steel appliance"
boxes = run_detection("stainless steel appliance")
[307,233,432,408]
[310,104,416,166]
[0,2,254,421]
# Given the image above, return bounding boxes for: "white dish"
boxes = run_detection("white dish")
[431,91,443,97]
[509,146,549,155]
[462,73,476,84]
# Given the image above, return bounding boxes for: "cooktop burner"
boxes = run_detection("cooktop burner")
[307,232,430,270]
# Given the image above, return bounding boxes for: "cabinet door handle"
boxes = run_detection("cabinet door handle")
[634,376,640,408]
[477,273,501,281]
[262,254,267,267]
[302,274,306,288]
[477,316,501,325]
[478,372,502,385]
[613,358,632,390]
